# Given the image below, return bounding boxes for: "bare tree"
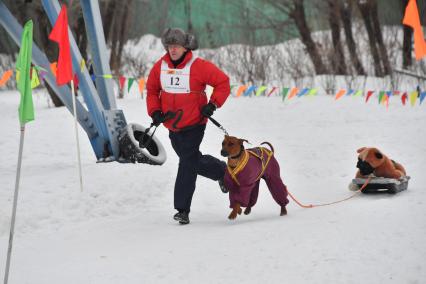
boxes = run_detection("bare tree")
[339,0,366,75]
[370,0,391,74]
[185,0,193,34]
[357,0,391,76]
[327,0,347,75]
[266,0,328,75]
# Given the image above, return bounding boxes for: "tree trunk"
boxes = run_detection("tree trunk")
[102,0,116,42]
[357,0,384,76]
[290,0,328,75]
[401,0,413,68]
[116,0,133,69]
[327,0,347,75]
[73,13,88,62]
[185,0,193,34]
[340,0,366,75]
[370,0,391,75]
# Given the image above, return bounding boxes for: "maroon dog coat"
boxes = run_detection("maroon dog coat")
[223,147,289,209]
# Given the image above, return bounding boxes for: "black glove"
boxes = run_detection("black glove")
[201,102,216,117]
[151,110,165,126]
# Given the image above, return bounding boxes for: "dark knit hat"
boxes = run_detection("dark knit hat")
[161,28,198,50]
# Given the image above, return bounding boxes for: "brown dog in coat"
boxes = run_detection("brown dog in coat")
[221,135,289,220]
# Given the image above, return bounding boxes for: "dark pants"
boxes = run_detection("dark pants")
[169,124,226,213]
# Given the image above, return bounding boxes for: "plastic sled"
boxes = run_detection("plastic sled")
[351,176,410,194]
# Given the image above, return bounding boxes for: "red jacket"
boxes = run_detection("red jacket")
[146,51,230,131]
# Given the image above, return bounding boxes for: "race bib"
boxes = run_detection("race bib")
[160,56,196,94]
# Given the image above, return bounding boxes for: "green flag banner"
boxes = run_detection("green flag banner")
[308,88,318,96]
[16,20,34,124]
[127,78,135,92]
[281,87,290,101]
[255,86,267,96]
[353,90,363,97]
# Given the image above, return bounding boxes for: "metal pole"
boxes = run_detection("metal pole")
[71,80,83,192]
[4,124,26,284]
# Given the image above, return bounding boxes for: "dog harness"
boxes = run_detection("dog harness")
[227,147,274,186]
[160,56,197,93]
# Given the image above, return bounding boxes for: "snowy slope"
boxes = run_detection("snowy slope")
[1,89,425,283]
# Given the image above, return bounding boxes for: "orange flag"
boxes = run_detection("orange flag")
[0,70,13,87]
[287,87,299,100]
[403,0,426,60]
[334,89,346,100]
[236,85,247,97]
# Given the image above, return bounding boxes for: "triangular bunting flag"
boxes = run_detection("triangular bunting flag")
[80,59,86,72]
[281,87,290,101]
[30,67,40,89]
[378,91,385,103]
[73,73,79,90]
[50,62,58,77]
[119,76,126,90]
[383,95,389,109]
[236,85,247,97]
[346,89,354,96]
[287,87,299,100]
[266,87,277,97]
[419,91,426,105]
[138,78,145,94]
[365,91,374,103]
[127,78,134,92]
[297,88,309,97]
[255,86,267,96]
[353,90,363,97]
[335,89,346,100]
[401,92,408,105]
[0,70,13,87]
[410,91,418,106]
[308,88,318,96]
[243,85,256,96]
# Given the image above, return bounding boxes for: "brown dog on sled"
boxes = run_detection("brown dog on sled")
[355,147,406,179]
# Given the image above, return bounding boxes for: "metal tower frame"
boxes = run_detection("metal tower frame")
[0,0,127,161]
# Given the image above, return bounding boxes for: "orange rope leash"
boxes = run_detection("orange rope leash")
[287,176,372,209]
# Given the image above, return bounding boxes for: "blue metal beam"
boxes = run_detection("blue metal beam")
[41,0,126,159]
[79,0,127,159]
[80,0,116,110]
[0,0,130,161]
[0,1,106,156]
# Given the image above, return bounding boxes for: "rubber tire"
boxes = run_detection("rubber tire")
[118,123,167,165]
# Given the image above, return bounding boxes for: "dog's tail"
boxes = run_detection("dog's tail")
[260,142,274,153]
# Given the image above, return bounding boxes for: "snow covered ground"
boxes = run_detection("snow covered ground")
[0,89,425,283]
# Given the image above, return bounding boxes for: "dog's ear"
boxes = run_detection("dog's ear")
[357,147,366,153]
[239,139,249,145]
[374,151,383,159]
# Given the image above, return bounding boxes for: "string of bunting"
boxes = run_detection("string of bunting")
[1,62,425,107]
[229,84,425,107]
[0,59,146,97]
